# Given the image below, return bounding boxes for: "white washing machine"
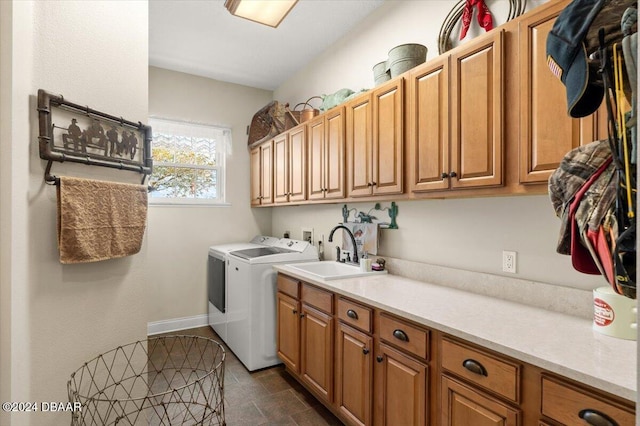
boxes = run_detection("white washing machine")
[207,235,279,342]
[226,239,318,371]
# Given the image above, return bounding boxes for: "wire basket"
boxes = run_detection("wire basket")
[68,335,225,425]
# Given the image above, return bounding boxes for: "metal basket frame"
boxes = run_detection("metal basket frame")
[68,335,225,426]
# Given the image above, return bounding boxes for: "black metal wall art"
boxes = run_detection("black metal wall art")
[37,89,153,184]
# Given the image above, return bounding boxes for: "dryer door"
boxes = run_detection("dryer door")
[208,253,226,313]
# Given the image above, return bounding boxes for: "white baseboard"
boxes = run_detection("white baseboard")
[147,314,209,336]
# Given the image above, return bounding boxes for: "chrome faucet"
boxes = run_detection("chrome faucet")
[328,225,359,265]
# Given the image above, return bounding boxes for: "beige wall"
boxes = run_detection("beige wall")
[275,0,547,106]
[147,67,273,324]
[1,1,149,425]
[273,0,603,291]
[272,197,602,290]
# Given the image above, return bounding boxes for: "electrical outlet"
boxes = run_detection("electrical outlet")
[301,227,314,244]
[502,251,517,273]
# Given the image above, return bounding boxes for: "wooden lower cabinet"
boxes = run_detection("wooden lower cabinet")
[276,292,300,373]
[336,322,373,426]
[300,303,334,403]
[441,375,520,426]
[376,343,428,426]
[277,276,334,405]
[275,274,634,426]
[540,376,635,426]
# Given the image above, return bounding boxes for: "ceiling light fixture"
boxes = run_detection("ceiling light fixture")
[224,0,298,28]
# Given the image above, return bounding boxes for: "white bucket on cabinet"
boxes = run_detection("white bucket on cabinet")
[593,286,637,340]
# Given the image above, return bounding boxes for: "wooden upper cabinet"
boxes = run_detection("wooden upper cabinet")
[288,125,307,202]
[372,78,404,195]
[250,145,262,206]
[325,108,346,199]
[346,77,404,197]
[250,141,273,206]
[308,116,325,200]
[346,94,373,197]
[308,108,346,200]
[260,141,273,204]
[274,126,306,204]
[450,30,504,189]
[518,0,604,184]
[408,55,450,192]
[273,133,289,204]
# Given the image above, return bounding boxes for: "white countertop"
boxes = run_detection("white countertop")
[273,264,637,402]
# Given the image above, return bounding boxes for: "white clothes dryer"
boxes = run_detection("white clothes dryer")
[226,239,318,371]
[207,235,279,342]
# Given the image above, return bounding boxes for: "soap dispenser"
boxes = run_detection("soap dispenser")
[360,251,372,272]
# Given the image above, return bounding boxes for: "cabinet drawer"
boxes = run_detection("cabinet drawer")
[337,298,372,333]
[277,274,300,299]
[441,338,520,403]
[301,283,333,314]
[379,313,429,360]
[541,376,635,426]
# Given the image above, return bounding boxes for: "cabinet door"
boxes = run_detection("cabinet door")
[260,141,273,204]
[308,116,325,200]
[336,323,373,426]
[250,146,262,206]
[377,343,427,426]
[346,95,373,197]
[277,292,300,373]
[408,56,450,192]
[441,375,519,426]
[450,30,504,189]
[273,133,289,204]
[300,304,334,402]
[518,0,599,184]
[372,78,404,195]
[325,107,346,200]
[289,126,307,202]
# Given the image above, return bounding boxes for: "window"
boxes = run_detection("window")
[148,118,230,205]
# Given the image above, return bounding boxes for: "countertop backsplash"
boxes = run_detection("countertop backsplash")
[383,257,594,320]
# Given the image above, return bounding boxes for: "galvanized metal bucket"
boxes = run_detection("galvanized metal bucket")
[373,60,391,86]
[387,43,427,77]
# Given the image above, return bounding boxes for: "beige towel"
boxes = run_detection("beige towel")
[57,176,148,264]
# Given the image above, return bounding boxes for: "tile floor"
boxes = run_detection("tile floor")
[155,326,343,426]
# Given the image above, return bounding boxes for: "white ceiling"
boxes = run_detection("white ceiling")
[149,0,385,91]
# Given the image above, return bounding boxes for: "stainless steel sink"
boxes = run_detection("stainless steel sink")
[288,261,387,280]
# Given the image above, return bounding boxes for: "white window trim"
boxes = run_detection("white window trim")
[148,117,231,206]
